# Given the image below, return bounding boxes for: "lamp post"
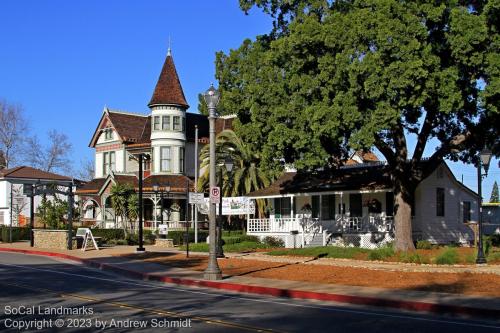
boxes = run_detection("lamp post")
[476,147,492,264]
[203,84,222,280]
[216,156,233,258]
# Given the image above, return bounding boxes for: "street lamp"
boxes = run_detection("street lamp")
[476,147,492,264]
[203,84,222,280]
[216,156,234,258]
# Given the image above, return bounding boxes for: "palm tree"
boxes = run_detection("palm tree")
[110,183,136,235]
[198,129,271,216]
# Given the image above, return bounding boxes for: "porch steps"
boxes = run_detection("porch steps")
[305,232,330,247]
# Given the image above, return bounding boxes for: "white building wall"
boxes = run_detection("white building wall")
[414,165,476,244]
[115,149,125,173]
[95,152,103,178]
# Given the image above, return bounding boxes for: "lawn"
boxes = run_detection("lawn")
[267,245,500,265]
[180,241,273,253]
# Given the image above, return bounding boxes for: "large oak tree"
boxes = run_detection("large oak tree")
[217,0,499,250]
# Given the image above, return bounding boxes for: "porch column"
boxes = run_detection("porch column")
[290,195,295,218]
[153,197,157,229]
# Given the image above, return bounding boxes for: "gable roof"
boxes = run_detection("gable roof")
[0,166,72,182]
[247,163,392,197]
[89,110,149,147]
[75,173,194,195]
[148,51,189,108]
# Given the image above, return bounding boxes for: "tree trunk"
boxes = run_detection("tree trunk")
[393,179,416,252]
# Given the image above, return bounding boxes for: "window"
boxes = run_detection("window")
[463,201,471,223]
[182,117,186,131]
[160,147,171,172]
[162,116,170,130]
[274,197,291,218]
[349,194,362,217]
[153,116,160,131]
[179,147,185,173]
[436,188,445,217]
[173,116,181,131]
[385,192,394,216]
[103,151,115,175]
[321,195,335,220]
[104,129,113,140]
[311,196,320,218]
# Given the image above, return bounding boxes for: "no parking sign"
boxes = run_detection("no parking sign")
[210,187,220,204]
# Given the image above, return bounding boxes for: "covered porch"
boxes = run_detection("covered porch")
[248,190,395,248]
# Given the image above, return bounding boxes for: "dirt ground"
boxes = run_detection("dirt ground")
[127,253,500,297]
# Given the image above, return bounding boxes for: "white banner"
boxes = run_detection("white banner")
[198,197,255,215]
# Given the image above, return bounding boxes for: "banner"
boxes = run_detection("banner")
[197,197,255,215]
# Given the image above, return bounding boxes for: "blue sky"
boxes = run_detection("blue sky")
[0,1,498,199]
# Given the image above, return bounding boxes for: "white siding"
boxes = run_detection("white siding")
[115,149,125,173]
[95,152,104,178]
[96,129,118,144]
[413,165,476,244]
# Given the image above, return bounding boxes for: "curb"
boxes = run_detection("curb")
[1,247,498,319]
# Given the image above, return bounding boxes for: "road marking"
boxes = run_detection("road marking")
[0,280,284,333]
[0,259,499,329]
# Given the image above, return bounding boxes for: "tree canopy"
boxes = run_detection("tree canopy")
[218,0,500,250]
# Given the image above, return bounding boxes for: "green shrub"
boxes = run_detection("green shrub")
[222,230,244,237]
[399,252,429,264]
[483,237,493,255]
[368,245,395,261]
[416,240,433,250]
[0,226,31,242]
[90,228,125,242]
[489,234,500,247]
[167,230,209,245]
[268,246,369,259]
[434,247,459,265]
[241,235,260,243]
[262,236,285,247]
[107,239,128,246]
[222,236,243,245]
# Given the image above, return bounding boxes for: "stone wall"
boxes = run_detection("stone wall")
[33,229,73,249]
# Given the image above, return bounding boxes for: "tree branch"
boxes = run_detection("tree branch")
[411,108,435,168]
[374,134,396,166]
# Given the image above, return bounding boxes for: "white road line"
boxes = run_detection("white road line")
[0,256,498,330]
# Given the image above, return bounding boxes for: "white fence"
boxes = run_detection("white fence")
[248,216,394,234]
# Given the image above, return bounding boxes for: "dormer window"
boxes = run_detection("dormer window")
[104,128,113,140]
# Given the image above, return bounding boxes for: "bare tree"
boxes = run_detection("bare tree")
[26,130,73,174]
[76,157,95,181]
[0,99,28,168]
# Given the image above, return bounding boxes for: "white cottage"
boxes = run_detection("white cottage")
[246,161,478,248]
[0,166,74,227]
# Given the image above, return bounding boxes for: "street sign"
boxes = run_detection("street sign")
[210,187,220,204]
[189,192,205,205]
[158,224,168,235]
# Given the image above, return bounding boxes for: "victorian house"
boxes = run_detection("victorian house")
[76,49,232,230]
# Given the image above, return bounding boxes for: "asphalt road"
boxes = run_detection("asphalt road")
[0,252,498,333]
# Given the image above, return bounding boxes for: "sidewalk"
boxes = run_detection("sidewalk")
[1,241,499,319]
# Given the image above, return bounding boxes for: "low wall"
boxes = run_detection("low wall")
[33,229,73,250]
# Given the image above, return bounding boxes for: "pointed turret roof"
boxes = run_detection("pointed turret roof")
[148,49,189,108]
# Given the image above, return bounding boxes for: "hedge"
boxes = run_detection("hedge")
[90,228,125,242]
[167,230,209,245]
[0,226,31,242]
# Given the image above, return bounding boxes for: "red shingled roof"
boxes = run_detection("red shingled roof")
[0,166,72,181]
[148,52,189,108]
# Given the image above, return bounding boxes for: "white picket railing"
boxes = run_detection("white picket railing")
[248,216,394,234]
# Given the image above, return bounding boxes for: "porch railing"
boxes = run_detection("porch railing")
[248,216,394,234]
